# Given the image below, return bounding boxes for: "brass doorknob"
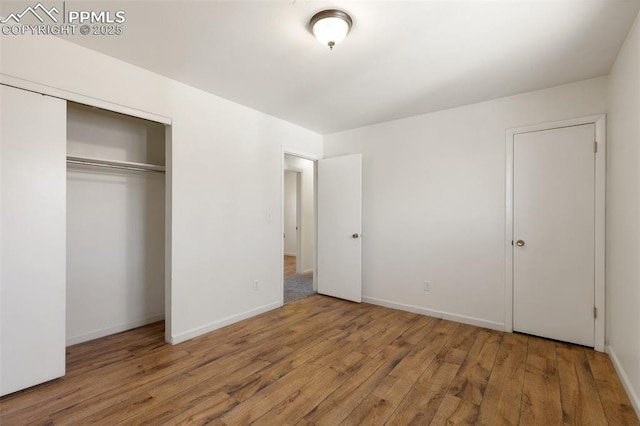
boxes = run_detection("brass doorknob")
[516,240,525,247]
[352,233,360,239]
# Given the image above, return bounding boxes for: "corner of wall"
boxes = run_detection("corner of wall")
[605,6,640,419]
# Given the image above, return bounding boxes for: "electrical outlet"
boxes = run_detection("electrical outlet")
[423,281,431,292]
[254,280,259,291]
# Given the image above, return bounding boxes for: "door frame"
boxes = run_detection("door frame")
[281,147,321,307]
[504,114,606,351]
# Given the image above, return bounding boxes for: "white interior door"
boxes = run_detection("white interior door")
[1,85,67,396]
[513,124,595,347]
[317,154,362,302]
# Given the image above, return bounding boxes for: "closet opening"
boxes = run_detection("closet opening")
[66,102,169,346]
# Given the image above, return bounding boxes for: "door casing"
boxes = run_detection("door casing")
[504,114,606,352]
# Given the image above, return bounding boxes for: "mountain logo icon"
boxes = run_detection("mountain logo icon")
[1,3,59,24]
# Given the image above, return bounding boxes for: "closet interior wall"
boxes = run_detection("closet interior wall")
[66,103,166,346]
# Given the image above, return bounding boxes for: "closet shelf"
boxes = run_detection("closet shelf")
[67,155,166,173]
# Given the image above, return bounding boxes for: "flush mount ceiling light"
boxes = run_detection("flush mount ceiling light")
[310,9,353,50]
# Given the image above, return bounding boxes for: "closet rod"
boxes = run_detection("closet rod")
[66,156,166,173]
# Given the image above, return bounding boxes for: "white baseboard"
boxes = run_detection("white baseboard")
[362,296,505,332]
[66,314,165,346]
[170,301,281,345]
[302,269,314,275]
[284,252,296,257]
[606,344,640,418]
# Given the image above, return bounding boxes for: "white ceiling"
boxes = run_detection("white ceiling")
[54,1,640,134]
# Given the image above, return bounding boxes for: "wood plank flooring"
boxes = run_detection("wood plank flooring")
[284,255,296,277]
[1,295,637,425]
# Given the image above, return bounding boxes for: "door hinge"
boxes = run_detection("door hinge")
[594,141,598,153]
[594,307,597,319]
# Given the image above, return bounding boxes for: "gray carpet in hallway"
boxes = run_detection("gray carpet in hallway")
[284,273,315,303]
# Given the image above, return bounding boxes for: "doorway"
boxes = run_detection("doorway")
[505,115,606,351]
[283,154,316,304]
[284,170,301,272]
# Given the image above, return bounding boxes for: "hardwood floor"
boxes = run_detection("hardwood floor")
[284,255,296,277]
[1,295,637,425]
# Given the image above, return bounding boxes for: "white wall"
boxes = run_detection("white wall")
[0,34,322,344]
[284,155,315,273]
[283,170,297,256]
[66,104,165,345]
[324,77,607,330]
[606,11,640,415]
